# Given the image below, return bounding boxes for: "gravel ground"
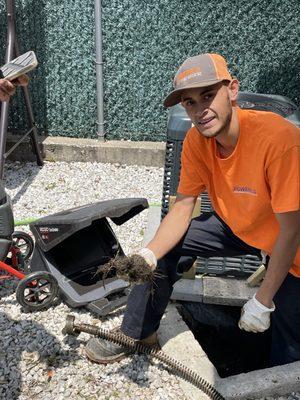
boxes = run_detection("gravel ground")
[1,161,186,400]
[0,161,299,400]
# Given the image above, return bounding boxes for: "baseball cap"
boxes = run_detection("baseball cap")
[163,53,232,108]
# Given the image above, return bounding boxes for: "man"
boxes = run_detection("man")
[86,53,300,367]
[0,74,29,102]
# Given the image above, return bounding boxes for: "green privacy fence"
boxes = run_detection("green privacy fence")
[0,0,299,141]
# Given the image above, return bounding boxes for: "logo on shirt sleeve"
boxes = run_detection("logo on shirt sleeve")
[233,186,257,196]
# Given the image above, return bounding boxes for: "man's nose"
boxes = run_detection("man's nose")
[194,104,208,118]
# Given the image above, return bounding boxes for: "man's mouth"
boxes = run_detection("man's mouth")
[198,116,215,126]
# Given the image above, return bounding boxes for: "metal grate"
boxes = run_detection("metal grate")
[237,92,298,117]
[239,101,297,116]
[161,139,183,218]
[196,254,261,276]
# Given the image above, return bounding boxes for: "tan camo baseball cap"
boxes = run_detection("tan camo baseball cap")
[163,53,232,107]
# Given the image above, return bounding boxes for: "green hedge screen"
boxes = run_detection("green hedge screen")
[0,0,299,140]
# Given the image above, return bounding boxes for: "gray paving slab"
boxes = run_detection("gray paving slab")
[171,277,203,302]
[203,276,257,306]
[216,364,300,399]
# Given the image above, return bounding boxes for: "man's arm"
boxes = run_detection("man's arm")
[239,210,300,332]
[146,193,197,260]
[255,210,300,308]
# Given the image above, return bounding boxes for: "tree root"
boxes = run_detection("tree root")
[97,254,164,286]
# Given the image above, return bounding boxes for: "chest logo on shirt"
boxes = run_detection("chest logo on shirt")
[233,186,257,196]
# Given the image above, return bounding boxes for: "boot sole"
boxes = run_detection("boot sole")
[85,348,132,365]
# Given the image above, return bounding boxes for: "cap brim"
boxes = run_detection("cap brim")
[163,79,225,108]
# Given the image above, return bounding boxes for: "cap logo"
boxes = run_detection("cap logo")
[176,67,202,85]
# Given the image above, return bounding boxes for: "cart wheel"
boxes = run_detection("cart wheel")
[16,272,59,311]
[12,231,34,261]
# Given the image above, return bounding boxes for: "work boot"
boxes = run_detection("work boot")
[85,328,159,364]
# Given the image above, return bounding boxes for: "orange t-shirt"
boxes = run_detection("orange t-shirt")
[178,107,300,276]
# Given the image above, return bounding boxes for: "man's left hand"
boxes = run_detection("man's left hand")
[0,74,29,102]
[238,294,275,333]
[12,74,29,87]
[0,79,16,101]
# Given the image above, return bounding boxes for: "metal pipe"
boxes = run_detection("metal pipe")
[0,260,25,280]
[5,0,15,64]
[0,0,43,177]
[94,0,105,140]
[13,36,43,166]
[0,0,16,179]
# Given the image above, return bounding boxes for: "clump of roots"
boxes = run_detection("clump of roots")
[97,254,164,286]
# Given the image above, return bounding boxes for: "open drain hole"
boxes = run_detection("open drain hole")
[176,301,271,378]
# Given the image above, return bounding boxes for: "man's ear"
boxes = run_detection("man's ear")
[228,79,239,103]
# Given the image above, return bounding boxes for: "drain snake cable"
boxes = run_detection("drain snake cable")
[63,315,225,400]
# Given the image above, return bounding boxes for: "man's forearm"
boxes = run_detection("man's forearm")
[146,200,195,260]
[256,232,300,308]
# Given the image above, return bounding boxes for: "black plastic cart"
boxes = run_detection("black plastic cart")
[24,198,148,315]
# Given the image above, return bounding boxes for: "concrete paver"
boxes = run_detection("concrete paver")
[203,276,256,306]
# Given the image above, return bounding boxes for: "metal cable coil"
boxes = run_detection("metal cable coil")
[63,316,225,400]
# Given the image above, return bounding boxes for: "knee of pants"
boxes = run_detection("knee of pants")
[157,251,196,285]
[177,255,196,274]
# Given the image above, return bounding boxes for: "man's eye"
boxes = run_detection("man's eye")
[183,100,193,107]
[203,92,214,100]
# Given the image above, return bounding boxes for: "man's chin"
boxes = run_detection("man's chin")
[196,126,220,138]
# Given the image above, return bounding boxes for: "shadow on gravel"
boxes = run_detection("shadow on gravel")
[0,311,80,399]
[0,278,18,300]
[4,162,43,206]
[115,354,153,388]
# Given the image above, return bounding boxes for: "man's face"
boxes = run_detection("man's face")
[181,80,239,138]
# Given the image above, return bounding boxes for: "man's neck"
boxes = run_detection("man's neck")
[215,107,240,152]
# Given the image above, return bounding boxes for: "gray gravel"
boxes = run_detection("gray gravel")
[0,161,298,400]
[1,161,186,400]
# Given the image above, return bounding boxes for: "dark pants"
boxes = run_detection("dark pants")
[271,273,300,366]
[121,212,300,366]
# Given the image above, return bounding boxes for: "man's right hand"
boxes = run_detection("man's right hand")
[136,248,157,271]
[145,193,197,261]
[0,79,16,102]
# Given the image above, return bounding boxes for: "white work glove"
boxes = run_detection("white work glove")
[136,248,157,271]
[238,294,275,333]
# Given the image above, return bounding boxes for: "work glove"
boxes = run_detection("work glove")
[136,248,157,271]
[238,294,275,333]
